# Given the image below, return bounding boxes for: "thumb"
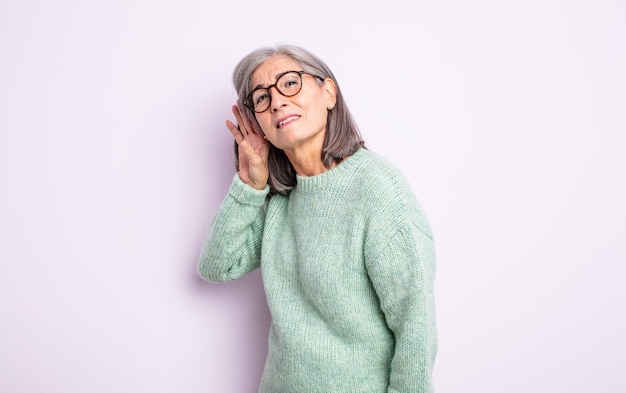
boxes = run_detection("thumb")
[240,140,262,164]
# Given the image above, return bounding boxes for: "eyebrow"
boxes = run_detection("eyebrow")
[251,82,265,91]
[251,70,295,91]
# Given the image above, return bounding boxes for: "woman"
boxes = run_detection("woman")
[198,45,437,392]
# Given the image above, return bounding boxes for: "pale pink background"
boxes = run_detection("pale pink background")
[1,1,624,392]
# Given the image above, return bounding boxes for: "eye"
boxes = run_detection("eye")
[253,90,270,104]
[281,77,301,89]
[278,75,302,95]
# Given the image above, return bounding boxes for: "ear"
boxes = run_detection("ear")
[322,78,338,110]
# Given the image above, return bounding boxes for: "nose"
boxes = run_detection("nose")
[269,86,288,112]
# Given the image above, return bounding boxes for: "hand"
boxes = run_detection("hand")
[226,104,269,190]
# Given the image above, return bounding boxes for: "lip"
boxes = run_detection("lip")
[275,114,300,129]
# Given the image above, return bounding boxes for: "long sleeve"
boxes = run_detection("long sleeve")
[197,174,269,282]
[198,149,437,392]
[366,224,437,393]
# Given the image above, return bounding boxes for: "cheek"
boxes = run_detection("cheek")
[297,97,326,123]
[312,105,329,125]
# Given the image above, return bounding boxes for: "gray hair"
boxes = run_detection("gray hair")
[232,44,366,196]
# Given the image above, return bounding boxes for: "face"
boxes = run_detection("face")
[249,55,337,153]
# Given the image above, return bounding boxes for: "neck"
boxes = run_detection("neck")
[280,127,335,177]
[284,146,334,177]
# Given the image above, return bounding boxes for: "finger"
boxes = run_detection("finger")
[236,103,264,137]
[239,139,258,164]
[233,103,266,141]
[225,119,243,143]
[232,105,249,136]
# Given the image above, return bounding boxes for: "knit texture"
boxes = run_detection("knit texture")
[198,148,437,392]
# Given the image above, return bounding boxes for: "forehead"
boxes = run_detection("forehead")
[250,55,301,87]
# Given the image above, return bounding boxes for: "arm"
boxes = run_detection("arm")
[366,225,437,393]
[197,104,271,282]
[197,174,269,282]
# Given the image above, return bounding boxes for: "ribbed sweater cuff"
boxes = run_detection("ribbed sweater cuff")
[228,174,269,206]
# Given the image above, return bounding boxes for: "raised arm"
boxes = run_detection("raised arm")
[197,105,271,282]
[226,104,269,190]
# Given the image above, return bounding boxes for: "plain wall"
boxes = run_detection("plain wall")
[1,0,624,392]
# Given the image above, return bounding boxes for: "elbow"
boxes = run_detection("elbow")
[196,254,226,282]
[196,254,245,283]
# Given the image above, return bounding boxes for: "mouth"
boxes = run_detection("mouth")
[276,115,300,129]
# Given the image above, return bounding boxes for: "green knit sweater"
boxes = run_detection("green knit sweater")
[198,148,437,392]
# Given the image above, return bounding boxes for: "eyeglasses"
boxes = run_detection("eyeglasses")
[244,70,323,113]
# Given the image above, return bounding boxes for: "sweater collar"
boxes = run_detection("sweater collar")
[294,148,366,194]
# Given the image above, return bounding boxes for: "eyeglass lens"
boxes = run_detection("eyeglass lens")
[249,71,303,113]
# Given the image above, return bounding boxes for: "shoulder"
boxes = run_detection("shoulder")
[353,149,432,238]
[353,149,418,210]
[355,149,410,190]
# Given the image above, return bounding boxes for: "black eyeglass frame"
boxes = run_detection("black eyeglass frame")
[243,70,324,113]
